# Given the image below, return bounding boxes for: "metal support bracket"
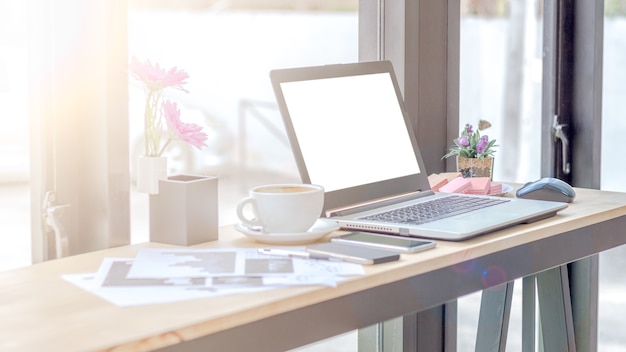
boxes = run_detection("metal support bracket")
[536,265,577,352]
[475,282,515,352]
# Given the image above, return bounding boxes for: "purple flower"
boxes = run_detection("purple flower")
[476,135,489,154]
[442,121,497,160]
[464,123,474,136]
[457,136,470,147]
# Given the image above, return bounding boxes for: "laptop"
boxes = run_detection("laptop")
[269,60,568,241]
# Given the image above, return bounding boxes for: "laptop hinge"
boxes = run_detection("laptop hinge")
[327,190,436,217]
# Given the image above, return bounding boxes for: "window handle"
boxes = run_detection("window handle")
[42,191,71,259]
[552,115,571,175]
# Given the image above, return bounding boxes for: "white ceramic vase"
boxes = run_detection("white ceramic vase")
[136,156,167,194]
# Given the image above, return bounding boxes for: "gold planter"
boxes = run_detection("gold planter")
[457,157,494,180]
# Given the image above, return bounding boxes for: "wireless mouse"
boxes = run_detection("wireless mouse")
[516,177,576,203]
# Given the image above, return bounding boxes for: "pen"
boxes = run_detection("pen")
[257,248,368,265]
[258,248,334,260]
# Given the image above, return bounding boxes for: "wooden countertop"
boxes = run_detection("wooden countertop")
[1,187,625,351]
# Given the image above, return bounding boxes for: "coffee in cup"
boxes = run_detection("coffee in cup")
[236,184,324,233]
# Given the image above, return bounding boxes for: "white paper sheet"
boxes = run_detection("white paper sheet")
[126,248,365,279]
[63,258,272,307]
[62,248,365,307]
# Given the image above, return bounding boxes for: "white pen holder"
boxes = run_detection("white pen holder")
[149,174,218,246]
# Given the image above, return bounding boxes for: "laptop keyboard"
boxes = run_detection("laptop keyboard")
[359,195,510,225]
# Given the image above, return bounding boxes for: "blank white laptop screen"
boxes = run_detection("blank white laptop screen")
[280,72,421,192]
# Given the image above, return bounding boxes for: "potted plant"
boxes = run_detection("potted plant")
[442,121,497,179]
[129,57,208,194]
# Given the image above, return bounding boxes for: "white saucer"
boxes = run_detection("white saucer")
[234,219,340,245]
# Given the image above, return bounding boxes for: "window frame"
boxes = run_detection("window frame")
[359,0,459,176]
[541,0,603,188]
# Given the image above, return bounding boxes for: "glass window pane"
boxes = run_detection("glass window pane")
[0,1,31,270]
[127,2,359,242]
[599,2,626,351]
[601,4,626,193]
[459,0,543,183]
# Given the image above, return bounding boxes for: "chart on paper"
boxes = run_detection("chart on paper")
[126,248,365,279]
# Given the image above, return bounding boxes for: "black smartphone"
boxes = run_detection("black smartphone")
[330,232,436,253]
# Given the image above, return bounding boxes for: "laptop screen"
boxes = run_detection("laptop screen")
[279,72,420,192]
[271,61,430,212]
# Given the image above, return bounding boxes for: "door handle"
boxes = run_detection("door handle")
[552,115,571,175]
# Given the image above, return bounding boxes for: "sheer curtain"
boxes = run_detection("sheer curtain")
[28,0,130,262]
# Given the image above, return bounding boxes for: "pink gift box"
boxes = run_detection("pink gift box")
[439,177,471,194]
[466,177,491,195]
[489,182,503,195]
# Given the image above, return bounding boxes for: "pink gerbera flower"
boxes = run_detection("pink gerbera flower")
[129,57,207,157]
[162,101,208,152]
[129,56,189,93]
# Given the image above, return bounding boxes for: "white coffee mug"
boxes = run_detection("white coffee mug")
[236,184,324,233]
